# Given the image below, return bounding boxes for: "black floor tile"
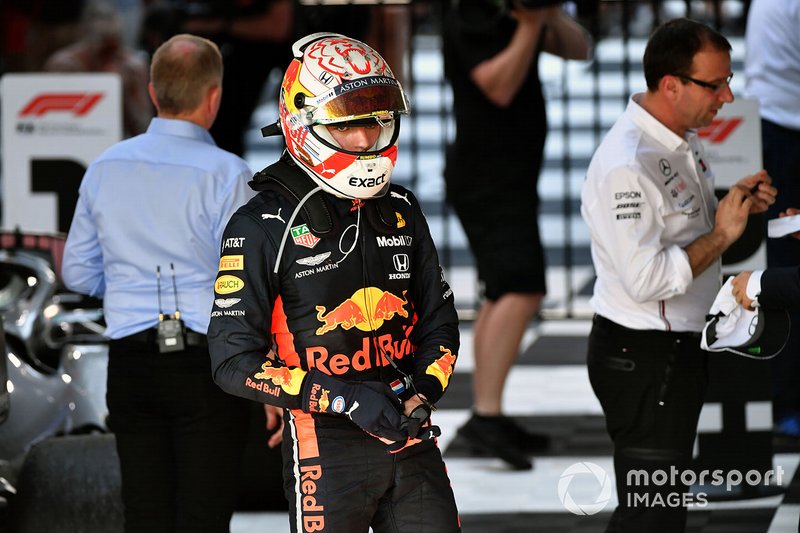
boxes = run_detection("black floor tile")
[518,336,588,366]
[460,508,777,533]
[444,414,613,458]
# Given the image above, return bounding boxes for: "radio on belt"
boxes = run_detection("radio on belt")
[156,263,185,353]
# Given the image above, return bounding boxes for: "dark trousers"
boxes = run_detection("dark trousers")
[762,119,800,421]
[587,315,708,533]
[282,411,461,533]
[107,333,250,533]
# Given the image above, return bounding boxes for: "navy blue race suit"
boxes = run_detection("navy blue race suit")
[208,161,461,533]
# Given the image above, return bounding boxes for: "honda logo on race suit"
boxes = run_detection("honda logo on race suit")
[392,254,409,272]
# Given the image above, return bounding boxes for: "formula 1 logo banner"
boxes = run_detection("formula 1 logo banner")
[698,117,742,144]
[697,97,765,273]
[1,74,122,232]
[696,98,761,189]
[19,93,105,117]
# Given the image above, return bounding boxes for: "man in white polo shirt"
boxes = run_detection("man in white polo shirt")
[581,17,776,533]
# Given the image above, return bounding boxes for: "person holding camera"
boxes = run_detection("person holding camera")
[443,0,591,470]
[62,34,254,532]
[207,33,461,532]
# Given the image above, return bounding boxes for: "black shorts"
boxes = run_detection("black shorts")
[282,410,460,533]
[451,192,546,300]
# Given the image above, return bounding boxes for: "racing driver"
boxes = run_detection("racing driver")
[207,33,461,533]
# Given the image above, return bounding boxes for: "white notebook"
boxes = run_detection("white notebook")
[768,214,800,238]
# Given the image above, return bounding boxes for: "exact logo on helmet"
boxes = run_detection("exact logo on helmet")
[349,173,386,188]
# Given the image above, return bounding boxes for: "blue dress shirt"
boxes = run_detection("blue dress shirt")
[62,117,254,339]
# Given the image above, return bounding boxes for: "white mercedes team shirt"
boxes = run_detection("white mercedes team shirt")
[581,94,721,332]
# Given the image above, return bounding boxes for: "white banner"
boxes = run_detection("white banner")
[697,97,764,271]
[1,73,122,233]
[698,97,762,187]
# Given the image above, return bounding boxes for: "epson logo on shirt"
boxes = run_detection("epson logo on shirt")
[614,191,642,200]
[376,235,412,247]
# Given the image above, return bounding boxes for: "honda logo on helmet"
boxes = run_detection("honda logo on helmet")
[318,71,334,85]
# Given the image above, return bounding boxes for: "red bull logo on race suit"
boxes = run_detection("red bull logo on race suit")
[315,288,408,335]
[308,288,414,375]
[425,346,457,388]
[250,361,306,396]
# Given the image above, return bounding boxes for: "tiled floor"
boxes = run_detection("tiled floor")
[229,321,800,533]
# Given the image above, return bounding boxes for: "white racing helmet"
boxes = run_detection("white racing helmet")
[277,33,410,199]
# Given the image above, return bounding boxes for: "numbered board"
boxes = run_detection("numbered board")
[1,74,122,233]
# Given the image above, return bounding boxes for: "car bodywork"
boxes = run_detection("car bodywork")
[0,232,108,485]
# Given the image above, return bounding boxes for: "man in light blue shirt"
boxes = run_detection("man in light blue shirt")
[62,34,254,533]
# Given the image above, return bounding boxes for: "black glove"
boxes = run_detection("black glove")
[301,370,406,442]
[401,403,441,441]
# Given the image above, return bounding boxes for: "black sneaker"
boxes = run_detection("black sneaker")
[493,415,551,453]
[456,414,533,470]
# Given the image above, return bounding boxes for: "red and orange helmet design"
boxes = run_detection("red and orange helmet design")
[278,33,410,199]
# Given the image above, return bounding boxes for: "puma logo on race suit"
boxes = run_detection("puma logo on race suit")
[391,191,411,205]
[262,209,285,223]
[345,401,360,419]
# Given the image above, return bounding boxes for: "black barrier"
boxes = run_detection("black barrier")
[693,353,784,500]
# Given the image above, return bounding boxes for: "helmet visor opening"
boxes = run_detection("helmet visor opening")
[310,76,409,124]
[336,115,395,128]
[310,115,401,157]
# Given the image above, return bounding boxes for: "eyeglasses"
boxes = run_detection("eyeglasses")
[677,73,734,92]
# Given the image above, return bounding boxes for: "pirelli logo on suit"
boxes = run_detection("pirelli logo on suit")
[219,255,244,271]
